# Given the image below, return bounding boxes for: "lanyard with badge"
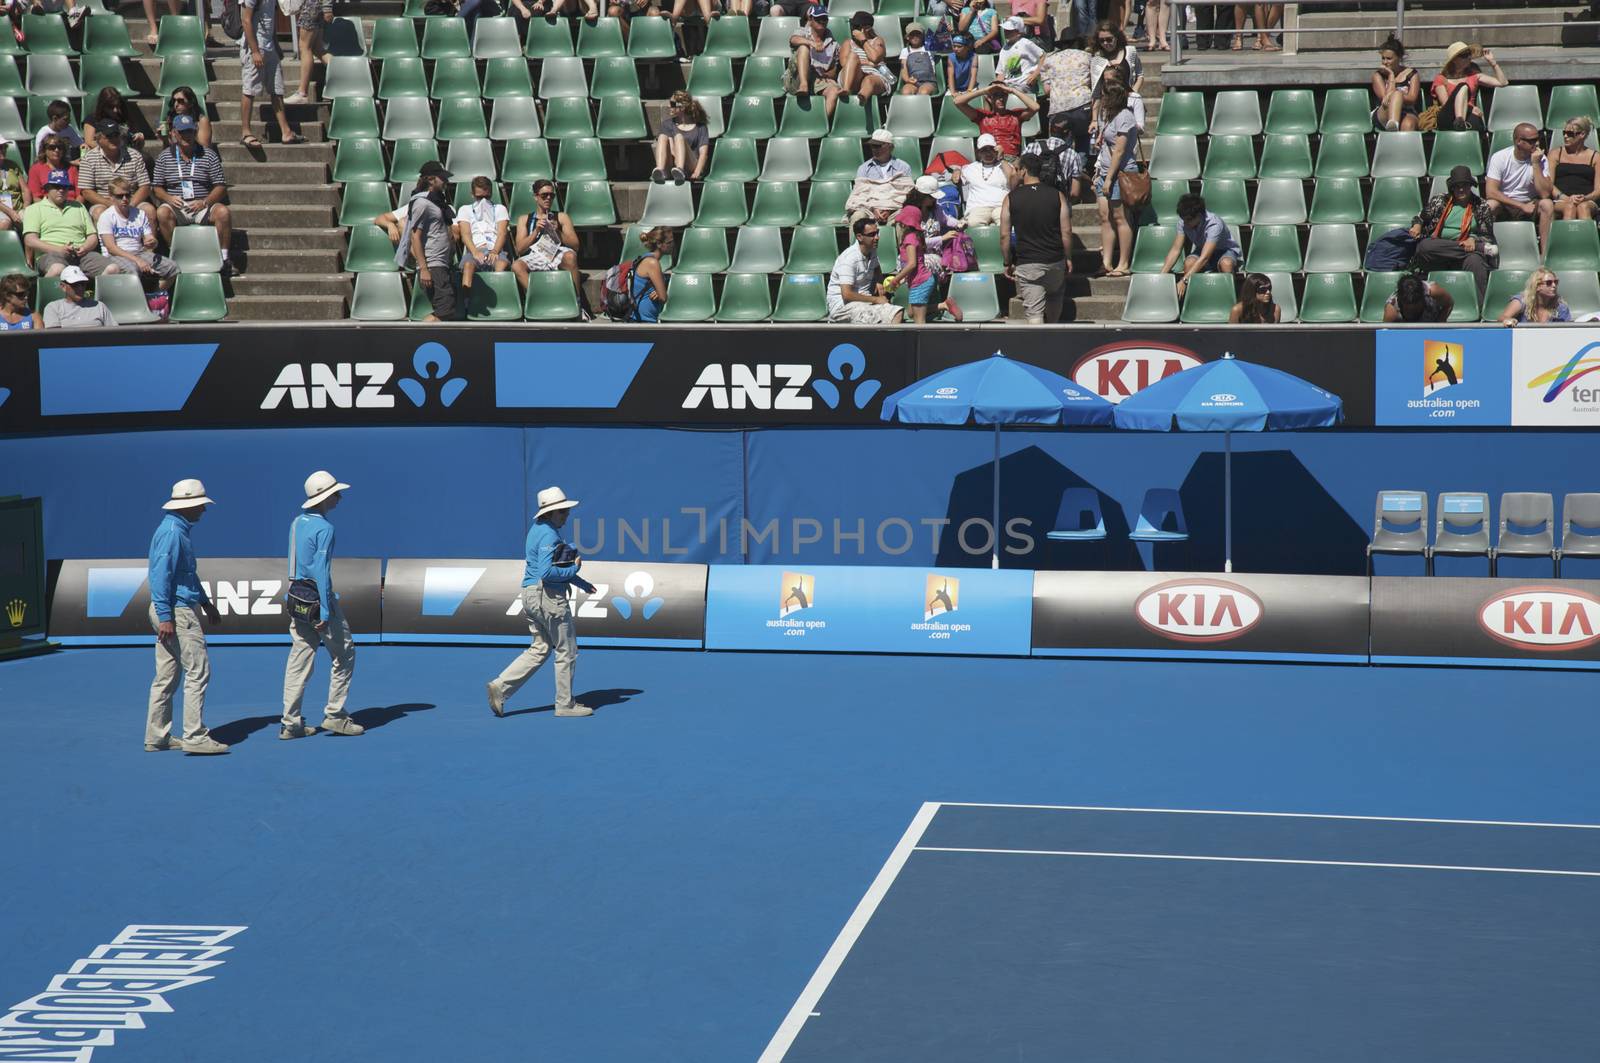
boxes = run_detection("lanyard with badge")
[173,147,200,202]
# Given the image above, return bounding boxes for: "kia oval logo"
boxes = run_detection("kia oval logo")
[936,386,959,395]
[1134,579,1263,642]
[1477,586,1600,651]
[1072,342,1203,404]
[1211,392,1237,402]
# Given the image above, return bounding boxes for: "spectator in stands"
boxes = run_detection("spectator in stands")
[0,136,27,232]
[158,87,213,150]
[946,34,979,95]
[996,17,1043,91]
[907,176,969,266]
[898,25,939,96]
[954,134,1017,225]
[1009,0,1050,45]
[628,226,671,322]
[859,128,911,181]
[456,175,510,305]
[1038,33,1095,178]
[512,179,585,311]
[24,173,119,278]
[1090,23,1141,97]
[0,273,40,330]
[1486,123,1554,250]
[399,161,459,323]
[842,13,895,102]
[375,200,409,247]
[1096,66,1145,132]
[1002,152,1072,324]
[1499,268,1572,326]
[1092,79,1138,276]
[1432,42,1505,132]
[609,0,661,32]
[1024,111,1085,201]
[83,88,146,152]
[27,136,78,203]
[1370,37,1420,131]
[1164,192,1240,295]
[1549,116,1599,224]
[78,121,154,224]
[1229,273,1279,323]
[285,0,334,106]
[1141,0,1168,52]
[651,92,710,186]
[97,175,179,293]
[1409,165,1496,300]
[827,216,904,323]
[154,115,234,272]
[239,0,306,151]
[960,0,1000,54]
[33,100,84,160]
[790,6,845,120]
[43,265,118,328]
[1383,273,1454,323]
[889,204,962,322]
[1232,2,1281,51]
[952,84,1038,163]
[668,0,716,54]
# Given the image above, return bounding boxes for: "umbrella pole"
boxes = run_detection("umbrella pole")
[1224,430,1233,573]
[992,423,1000,570]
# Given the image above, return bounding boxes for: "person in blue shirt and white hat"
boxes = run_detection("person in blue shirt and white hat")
[146,478,229,755]
[280,470,363,740]
[487,486,592,719]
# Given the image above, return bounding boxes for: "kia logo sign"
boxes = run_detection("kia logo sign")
[1211,393,1237,402]
[936,387,959,395]
[1072,342,1202,404]
[1134,579,1263,642]
[1478,586,1600,651]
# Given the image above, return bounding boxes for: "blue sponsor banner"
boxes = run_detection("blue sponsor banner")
[704,565,1033,655]
[1374,329,1512,426]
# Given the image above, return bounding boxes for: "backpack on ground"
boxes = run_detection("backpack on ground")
[602,256,644,321]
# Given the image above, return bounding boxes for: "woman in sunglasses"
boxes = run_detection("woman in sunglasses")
[1499,268,1572,326]
[512,179,586,316]
[1549,115,1600,223]
[1229,273,1279,323]
[651,92,710,186]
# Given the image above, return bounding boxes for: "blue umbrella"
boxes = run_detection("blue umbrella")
[881,350,1114,568]
[1112,352,1343,572]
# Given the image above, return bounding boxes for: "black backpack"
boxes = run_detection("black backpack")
[602,256,644,321]
[1037,143,1071,192]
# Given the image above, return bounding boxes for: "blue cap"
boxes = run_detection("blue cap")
[172,113,198,133]
[806,4,828,18]
[45,169,72,188]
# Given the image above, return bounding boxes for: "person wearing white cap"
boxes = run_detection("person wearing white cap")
[954,133,1018,226]
[42,265,119,329]
[996,16,1042,91]
[146,478,228,755]
[487,487,592,719]
[280,470,362,739]
[857,129,910,183]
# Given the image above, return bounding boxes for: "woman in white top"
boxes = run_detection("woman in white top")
[954,134,1017,226]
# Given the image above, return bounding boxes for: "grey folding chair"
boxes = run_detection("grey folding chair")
[1432,492,1491,575]
[1366,490,1429,576]
[1493,492,1555,576]
[1558,492,1600,577]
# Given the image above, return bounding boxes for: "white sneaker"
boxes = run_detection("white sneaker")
[487,681,506,717]
[553,704,593,717]
[283,91,309,105]
[181,735,230,755]
[321,714,365,736]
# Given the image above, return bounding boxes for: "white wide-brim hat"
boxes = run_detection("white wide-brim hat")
[163,478,215,510]
[302,470,351,509]
[535,486,580,519]
[1442,41,1471,66]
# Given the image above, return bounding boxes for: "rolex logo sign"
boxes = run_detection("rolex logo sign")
[6,599,24,628]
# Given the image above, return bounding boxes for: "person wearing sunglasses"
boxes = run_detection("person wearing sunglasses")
[788,6,845,119]
[1499,268,1572,326]
[1486,122,1555,251]
[1549,115,1600,223]
[512,179,587,317]
[1228,273,1279,324]
[96,175,179,294]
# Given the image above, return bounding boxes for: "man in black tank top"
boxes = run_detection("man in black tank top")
[1000,152,1073,323]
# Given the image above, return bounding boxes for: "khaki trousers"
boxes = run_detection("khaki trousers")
[489,584,577,713]
[147,604,211,744]
[282,601,357,727]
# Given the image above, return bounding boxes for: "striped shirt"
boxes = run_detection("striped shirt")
[77,145,150,197]
[152,145,227,197]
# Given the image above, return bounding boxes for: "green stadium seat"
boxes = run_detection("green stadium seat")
[465,271,523,321]
[590,57,640,98]
[169,273,228,322]
[1358,271,1399,322]
[19,14,71,56]
[739,55,787,99]
[728,95,777,139]
[715,273,774,321]
[563,179,615,226]
[1320,87,1371,133]
[504,182,544,220]
[893,136,924,171]
[333,138,387,182]
[524,17,575,58]
[420,17,471,59]
[1198,178,1249,227]
[1261,271,1298,322]
[694,179,749,226]
[618,227,674,272]
[501,137,553,181]
[813,137,863,180]
[728,225,785,273]
[887,94,934,138]
[1264,89,1317,135]
[1122,273,1179,322]
[0,229,32,276]
[83,14,137,56]
[1372,132,1426,178]
[1487,128,1514,158]
[377,57,428,98]
[772,272,828,320]
[697,96,726,138]
[1545,220,1600,271]
[0,99,24,143]
[542,97,594,139]
[489,97,542,139]
[1367,176,1423,229]
[89,273,158,324]
[754,17,799,56]
[675,226,731,273]
[350,273,409,321]
[687,55,735,97]
[522,270,582,321]
[345,224,399,273]
[153,13,205,56]
[1257,134,1310,178]
[444,137,497,180]
[784,225,842,273]
[78,54,133,99]
[369,17,419,59]
[1494,221,1541,271]
[0,55,20,96]
[596,98,647,139]
[970,225,1002,272]
[324,56,376,99]
[1149,135,1201,180]
[539,56,588,98]
[1546,85,1600,134]
[1148,179,1188,225]
[1306,176,1363,225]
[749,182,803,226]
[934,98,979,136]
[1485,84,1540,132]
[577,16,627,57]
[658,273,717,322]
[1132,224,1178,272]
[381,96,435,139]
[829,97,877,139]
[1180,272,1238,322]
[1156,91,1206,135]
[388,138,441,182]
[1480,269,1531,320]
[26,95,76,134]
[803,180,850,226]
[328,95,380,139]
[27,55,81,98]
[1426,270,1481,321]
[946,272,1000,322]
[1251,177,1307,224]
[1244,224,1302,272]
[1298,271,1357,322]
[708,137,759,181]
[473,16,523,59]
[1314,132,1369,178]
[759,137,814,182]
[1208,90,1262,135]
[627,15,678,59]
[1556,270,1600,318]
[554,137,607,181]
[430,57,480,99]
[1303,224,1361,273]
[638,181,695,227]
[703,15,754,57]
[1428,130,1484,177]
[339,181,394,227]
[482,56,534,99]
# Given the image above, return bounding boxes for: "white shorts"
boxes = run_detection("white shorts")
[830,301,902,324]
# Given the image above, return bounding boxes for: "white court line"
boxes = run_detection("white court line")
[939,803,1600,830]
[914,847,1600,878]
[757,801,940,1063]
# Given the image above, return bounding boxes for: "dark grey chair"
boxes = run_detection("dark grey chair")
[1366,490,1429,576]
[1433,492,1492,575]
[1492,492,1555,576]
[1558,493,1600,577]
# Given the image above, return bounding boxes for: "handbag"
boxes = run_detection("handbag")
[1416,102,1442,132]
[1116,135,1151,211]
[286,516,321,624]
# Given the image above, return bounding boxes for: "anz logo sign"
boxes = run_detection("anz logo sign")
[261,343,467,411]
[682,344,882,412]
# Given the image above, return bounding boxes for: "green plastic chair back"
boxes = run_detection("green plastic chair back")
[78,54,133,99]
[639,181,695,227]
[727,95,777,139]
[694,179,749,226]
[325,55,376,99]
[1244,224,1302,272]
[1494,220,1541,271]
[444,137,497,180]
[0,230,33,276]
[716,273,775,321]
[1544,220,1600,271]
[0,98,24,143]
[1546,85,1600,133]
[501,137,553,181]
[945,272,999,322]
[1320,87,1371,133]
[504,182,542,220]
[522,270,582,321]
[1485,83,1540,132]
[813,137,863,180]
[388,138,441,182]
[370,17,419,59]
[345,224,400,273]
[1314,132,1369,178]
[83,13,137,56]
[554,137,606,181]
[759,137,813,182]
[658,273,717,322]
[934,97,979,136]
[1156,91,1206,135]
[1298,271,1357,322]
[1132,224,1179,272]
[590,57,640,98]
[1480,269,1531,320]
[784,225,841,273]
[564,179,616,225]
[1263,271,1298,322]
[539,56,588,98]
[328,95,380,139]
[708,137,759,181]
[1372,131,1426,178]
[577,17,627,57]
[1179,272,1237,322]
[377,57,428,98]
[969,225,1003,272]
[25,54,80,99]
[892,135,924,171]
[381,96,435,139]
[616,226,673,270]
[19,13,71,55]
[749,182,803,227]
[1307,176,1362,224]
[524,17,574,58]
[169,273,228,322]
[0,55,20,97]
[1543,271,1600,317]
[738,55,787,99]
[482,56,534,99]
[1428,130,1484,177]
[1427,270,1481,321]
[687,55,735,97]
[696,95,726,138]
[91,273,158,323]
[332,138,387,182]
[596,97,647,139]
[776,96,829,138]
[929,135,973,164]
[430,57,481,99]
[1264,89,1317,135]
[339,180,394,227]
[1122,272,1179,322]
[1303,223,1361,273]
[1209,90,1262,135]
[435,98,487,140]
[350,272,409,320]
[153,14,205,56]
[421,17,471,59]
[1147,179,1188,225]
[1198,178,1249,227]
[542,97,594,139]
[802,181,849,226]
[886,95,934,138]
[727,225,785,273]
[1257,134,1309,179]
[489,97,542,139]
[627,15,678,58]
[754,17,798,55]
[772,273,828,320]
[1367,176,1422,228]
[676,226,731,273]
[465,271,524,321]
[703,15,754,57]
[26,95,76,133]
[473,17,523,59]
[1149,135,1201,180]
[1248,177,1306,224]
[1356,270,1398,322]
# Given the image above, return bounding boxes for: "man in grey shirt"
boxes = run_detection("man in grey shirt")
[398,161,460,322]
[43,265,118,328]
[239,0,301,149]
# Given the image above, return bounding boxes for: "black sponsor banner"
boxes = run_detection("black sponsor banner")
[1372,576,1600,668]
[50,557,383,644]
[381,558,707,647]
[1031,570,1370,661]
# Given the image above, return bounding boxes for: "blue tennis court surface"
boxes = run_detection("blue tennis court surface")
[3,646,1598,1062]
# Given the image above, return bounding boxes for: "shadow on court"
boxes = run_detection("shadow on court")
[208,715,279,746]
[210,702,438,743]
[351,702,438,731]
[502,688,643,718]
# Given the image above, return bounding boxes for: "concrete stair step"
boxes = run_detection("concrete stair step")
[233,247,343,274]
[226,293,350,320]
[217,141,334,163]
[230,182,340,206]
[216,159,331,183]
[211,120,329,144]
[230,202,339,227]
[229,273,353,297]
[238,227,346,250]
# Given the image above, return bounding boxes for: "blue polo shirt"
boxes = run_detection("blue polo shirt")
[289,511,337,622]
[523,520,579,588]
[148,512,208,622]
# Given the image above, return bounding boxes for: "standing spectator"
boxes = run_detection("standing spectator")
[1164,192,1241,297]
[0,135,28,233]
[888,204,962,322]
[97,176,180,292]
[1235,1,1281,51]
[1486,123,1554,250]
[951,83,1039,162]
[33,100,85,160]
[946,33,979,95]
[153,115,234,271]
[651,92,710,186]
[1097,65,1145,132]
[397,161,459,323]
[827,216,904,323]
[77,121,155,224]
[158,87,213,150]
[512,179,586,312]
[24,174,119,278]
[285,0,334,106]
[1499,268,1572,326]
[955,134,1017,224]
[0,273,41,330]
[238,0,305,151]
[1023,112,1085,201]
[961,0,999,53]
[907,177,970,268]
[1229,273,1279,323]
[1370,37,1421,131]
[1549,116,1600,223]
[1142,0,1168,52]
[43,265,118,327]
[1092,79,1138,276]
[374,199,410,247]
[1090,22,1142,96]
[789,6,845,120]
[1009,0,1051,44]
[1001,151,1073,323]
[1409,165,1496,301]
[1432,42,1506,132]
[83,88,147,152]
[27,136,78,202]
[627,226,671,322]
[1383,273,1454,322]
[143,478,227,755]
[456,175,510,305]
[996,16,1043,91]
[843,12,895,102]
[858,128,911,181]
[281,471,365,740]
[898,24,940,96]
[1038,33,1095,174]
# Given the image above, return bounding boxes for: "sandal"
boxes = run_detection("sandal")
[239,134,263,148]
[1229,34,1242,50]
[1260,37,1280,50]
[282,132,307,144]
[1105,267,1131,277]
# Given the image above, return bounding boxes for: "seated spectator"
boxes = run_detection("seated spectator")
[1165,191,1241,296]
[396,161,459,323]
[1549,116,1599,223]
[1023,112,1085,201]
[97,175,179,292]
[1038,33,1095,176]
[858,128,910,181]
[33,100,84,160]
[78,120,154,224]
[1486,123,1554,248]
[789,6,845,120]
[652,92,710,186]
[158,87,213,150]
[898,25,939,96]
[1371,37,1420,132]
[43,266,118,328]
[945,33,979,95]
[512,179,585,313]
[954,133,1017,225]
[23,173,120,278]
[952,83,1038,163]
[843,12,895,101]
[1228,273,1279,323]
[827,216,904,323]
[1499,268,1571,326]
[285,0,334,106]
[456,175,510,304]
[153,114,234,271]
[1409,165,1496,300]
[0,273,40,330]
[28,137,78,203]
[83,88,146,153]
[1432,42,1505,132]
[996,17,1042,91]
[960,0,999,53]
[1383,273,1454,322]
[626,225,671,323]
[888,204,962,323]
[667,0,713,54]
[1092,79,1138,275]
[0,135,28,232]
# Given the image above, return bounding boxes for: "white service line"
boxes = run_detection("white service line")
[938,802,1600,830]
[758,801,942,1063]
[914,846,1600,877]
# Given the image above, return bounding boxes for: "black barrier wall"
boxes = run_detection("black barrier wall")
[1371,577,1600,668]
